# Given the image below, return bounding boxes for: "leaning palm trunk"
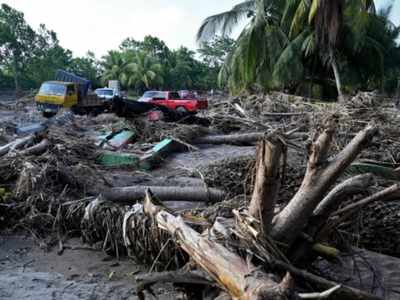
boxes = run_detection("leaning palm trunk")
[330,50,344,102]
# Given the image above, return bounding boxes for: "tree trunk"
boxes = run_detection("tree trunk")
[312,173,374,219]
[103,185,226,203]
[330,51,344,102]
[18,139,50,156]
[0,135,35,157]
[271,119,377,247]
[249,137,285,233]
[144,194,294,300]
[193,132,307,146]
[12,55,20,96]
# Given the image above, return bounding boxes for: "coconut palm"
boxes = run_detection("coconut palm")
[198,0,289,93]
[280,0,378,100]
[101,50,125,85]
[120,51,163,91]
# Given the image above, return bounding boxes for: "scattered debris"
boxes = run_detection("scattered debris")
[3,91,400,299]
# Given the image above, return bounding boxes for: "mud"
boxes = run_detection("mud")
[0,235,180,300]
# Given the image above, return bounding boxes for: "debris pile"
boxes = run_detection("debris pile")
[2,91,400,299]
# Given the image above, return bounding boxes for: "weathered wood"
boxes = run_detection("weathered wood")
[193,132,307,145]
[144,194,293,300]
[0,134,35,156]
[18,139,50,156]
[249,137,285,233]
[271,119,377,246]
[103,185,226,203]
[333,183,400,216]
[313,174,374,219]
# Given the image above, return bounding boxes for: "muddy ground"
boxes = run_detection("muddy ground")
[3,93,400,299]
[0,235,188,299]
[0,95,257,299]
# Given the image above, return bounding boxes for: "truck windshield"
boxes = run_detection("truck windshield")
[96,89,113,96]
[39,83,66,96]
[143,91,159,98]
[170,92,181,99]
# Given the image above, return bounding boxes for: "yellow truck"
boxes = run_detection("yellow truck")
[35,70,105,117]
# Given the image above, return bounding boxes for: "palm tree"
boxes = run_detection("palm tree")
[101,51,125,85]
[197,0,288,93]
[284,0,377,100]
[198,0,392,98]
[120,51,163,91]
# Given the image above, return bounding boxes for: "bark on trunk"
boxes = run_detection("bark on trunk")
[271,119,377,247]
[18,139,50,156]
[313,174,374,219]
[12,55,20,96]
[249,137,285,233]
[103,186,226,203]
[330,51,344,102]
[0,135,35,157]
[144,194,294,300]
[333,183,400,216]
[193,132,307,145]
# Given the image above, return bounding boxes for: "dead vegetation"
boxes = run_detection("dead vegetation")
[2,91,400,299]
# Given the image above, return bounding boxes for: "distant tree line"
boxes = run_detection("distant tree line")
[0,3,234,94]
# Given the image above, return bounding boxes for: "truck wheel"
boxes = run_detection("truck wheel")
[43,111,56,118]
[176,106,188,114]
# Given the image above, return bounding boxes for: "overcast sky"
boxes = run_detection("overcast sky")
[2,0,399,58]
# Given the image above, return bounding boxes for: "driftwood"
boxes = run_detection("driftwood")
[18,139,50,156]
[144,193,294,300]
[193,132,307,145]
[333,183,400,216]
[271,119,378,246]
[103,186,226,203]
[313,174,374,219]
[0,134,35,156]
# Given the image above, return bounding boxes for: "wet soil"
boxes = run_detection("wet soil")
[0,235,182,300]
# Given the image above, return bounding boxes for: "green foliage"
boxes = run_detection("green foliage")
[68,52,101,88]
[0,4,101,91]
[198,36,235,69]
[199,0,400,97]
[0,3,36,91]
[102,35,222,92]
[0,5,220,93]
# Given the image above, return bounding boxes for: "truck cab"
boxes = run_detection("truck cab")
[139,91,208,114]
[35,81,79,116]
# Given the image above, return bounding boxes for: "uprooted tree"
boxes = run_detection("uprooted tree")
[139,115,395,299]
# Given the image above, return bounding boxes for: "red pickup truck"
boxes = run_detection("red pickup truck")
[138,91,208,113]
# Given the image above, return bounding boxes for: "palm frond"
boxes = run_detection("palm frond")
[196,1,255,42]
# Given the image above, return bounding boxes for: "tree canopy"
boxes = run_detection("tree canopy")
[198,0,400,98]
[0,4,226,94]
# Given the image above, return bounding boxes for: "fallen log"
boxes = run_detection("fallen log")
[103,186,226,204]
[193,132,307,145]
[0,134,35,156]
[18,139,50,156]
[144,193,294,300]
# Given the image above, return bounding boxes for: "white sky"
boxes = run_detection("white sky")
[1,0,399,58]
